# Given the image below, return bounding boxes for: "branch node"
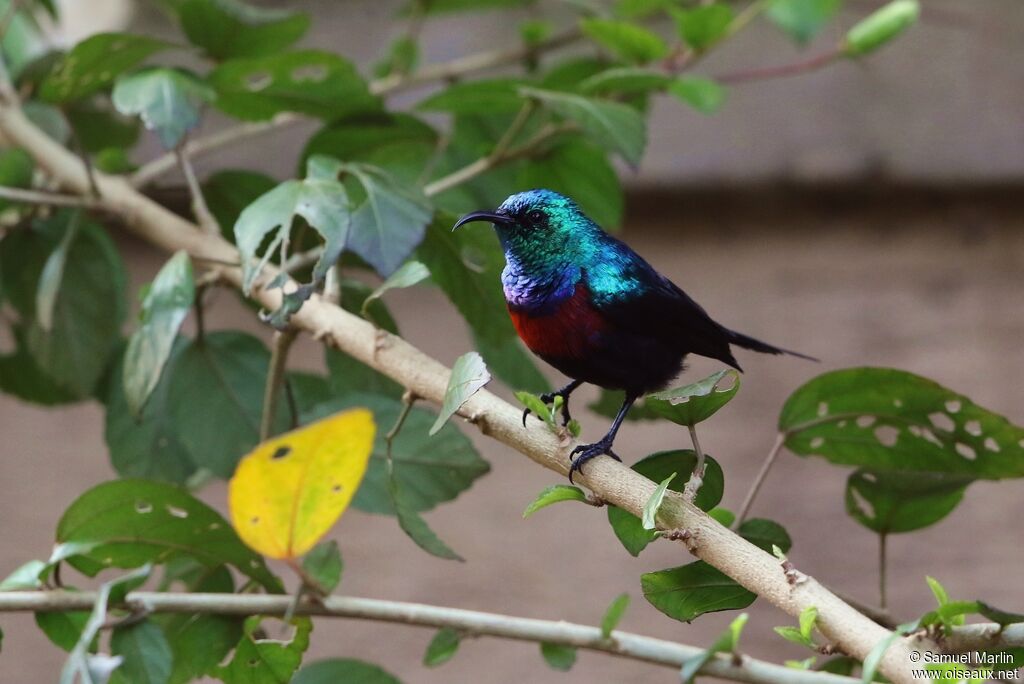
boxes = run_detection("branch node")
[781,559,807,586]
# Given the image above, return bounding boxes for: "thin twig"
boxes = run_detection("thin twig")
[683,424,706,503]
[0,185,108,209]
[0,590,861,684]
[260,328,299,441]
[175,143,219,235]
[734,433,786,528]
[716,50,842,85]
[878,533,888,610]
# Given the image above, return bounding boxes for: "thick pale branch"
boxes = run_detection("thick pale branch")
[0,103,929,684]
[940,623,1024,652]
[0,185,108,210]
[0,590,855,684]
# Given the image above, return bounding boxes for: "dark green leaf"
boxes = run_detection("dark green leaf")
[845,469,971,534]
[167,331,285,477]
[63,100,140,154]
[216,616,311,684]
[521,87,646,165]
[391,481,463,561]
[977,602,1024,628]
[736,518,792,554]
[0,323,79,405]
[600,593,630,638]
[374,36,419,79]
[580,18,669,63]
[56,479,280,590]
[607,451,723,556]
[302,540,342,593]
[540,57,612,91]
[209,50,379,121]
[362,261,430,317]
[325,347,403,399]
[110,620,173,684]
[430,351,490,435]
[642,561,755,622]
[647,369,740,426]
[36,610,91,652]
[106,338,197,484]
[516,138,623,228]
[587,389,660,421]
[423,628,461,667]
[293,659,401,684]
[0,147,34,211]
[766,0,842,45]
[39,33,172,103]
[303,394,489,515]
[523,484,588,518]
[416,216,548,392]
[668,77,726,114]
[673,3,734,51]
[178,0,310,60]
[203,169,278,239]
[779,368,1024,478]
[540,642,577,671]
[579,67,672,96]
[123,251,194,417]
[844,0,919,57]
[416,79,526,115]
[708,507,735,527]
[112,67,215,149]
[420,0,532,14]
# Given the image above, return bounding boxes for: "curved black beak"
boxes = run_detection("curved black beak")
[452,210,514,231]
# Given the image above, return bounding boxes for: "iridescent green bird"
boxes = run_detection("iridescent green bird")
[454,189,814,481]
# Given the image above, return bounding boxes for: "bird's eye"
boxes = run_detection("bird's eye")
[526,210,543,225]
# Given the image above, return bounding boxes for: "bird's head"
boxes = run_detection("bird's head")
[452,189,590,254]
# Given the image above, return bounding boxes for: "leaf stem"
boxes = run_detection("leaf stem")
[175,142,218,235]
[716,50,843,85]
[734,432,786,528]
[878,533,888,610]
[0,185,108,209]
[683,424,706,503]
[260,328,299,441]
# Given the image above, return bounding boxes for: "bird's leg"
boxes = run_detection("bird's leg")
[568,393,636,483]
[522,379,584,427]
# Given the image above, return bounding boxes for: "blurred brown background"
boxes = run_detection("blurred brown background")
[2,1,1023,682]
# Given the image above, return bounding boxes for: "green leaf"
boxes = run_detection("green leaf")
[216,616,311,684]
[302,540,342,593]
[178,0,310,60]
[607,451,723,556]
[516,138,624,229]
[293,659,401,684]
[33,211,79,334]
[56,479,280,590]
[521,87,646,165]
[430,351,490,435]
[540,642,577,671]
[647,369,740,426]
[362,261,430,318]
[110,620,173,684]
[420,0,532,14]
[668,77,726,114]
[374,35,419,78]
[642,472,677,530]
[203,169,278,239]
[614,0,676,19]
[0,146,34,211]
[926,575,950,606]
[708,507,735,527]
[580,18,669,64]
[106,338,197,484]
[766,0,842,45]
[775,625,815,649]
[123,251,194,417]
[64,99,140,154]
[844,0,919,57]
[977,602,1024,628]
[416,79,526,115]
[600,593,631,638]
[234,163,350,298]
[303,394,489,515]
[391,478,463,561]
[673,3,734,51]
[680,613,749,682]
[779,368,1024,478]
[642,561,755,622]
[325,348,403,399]
[417,216,548,392]
[112,67,215,149]
[800,605,818,639]
[423,628,461,667]
[579,67,672,96]
[209,50,379,121]
[845,469,971,534]
[0,559,48,590]
[587,389,660,421]
[517,392,554,427]
[36,610,92,652]
[26,214,126,397]
[736,518,793,554]
[39,33,172,103]
[523,484,588,518]
[302,112,438,186]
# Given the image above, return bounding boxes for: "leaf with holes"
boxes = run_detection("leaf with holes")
[430,352,490,435]
[228,408,375,559]
[779,368,1024,478]
[112,67,215,149]
[845,469,972,534]
[647,369,740,427]
[123,251,194,417]
[208,50,379,121]
[56,479,280,590]
[580,18,669,64]
[608,451,723,556]
[178,0,310,60]
[520,87,646,165]
[216,616,311,684]
[39,33,173,103]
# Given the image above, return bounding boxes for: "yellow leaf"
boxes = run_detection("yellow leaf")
[228,408,375,559]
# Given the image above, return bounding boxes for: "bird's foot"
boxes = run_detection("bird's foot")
[522,388,574,427]
[567,438,621,483]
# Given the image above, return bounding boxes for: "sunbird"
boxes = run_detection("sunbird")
[453,189,814,481]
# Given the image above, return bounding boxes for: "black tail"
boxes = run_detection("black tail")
[727,329,819,363]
